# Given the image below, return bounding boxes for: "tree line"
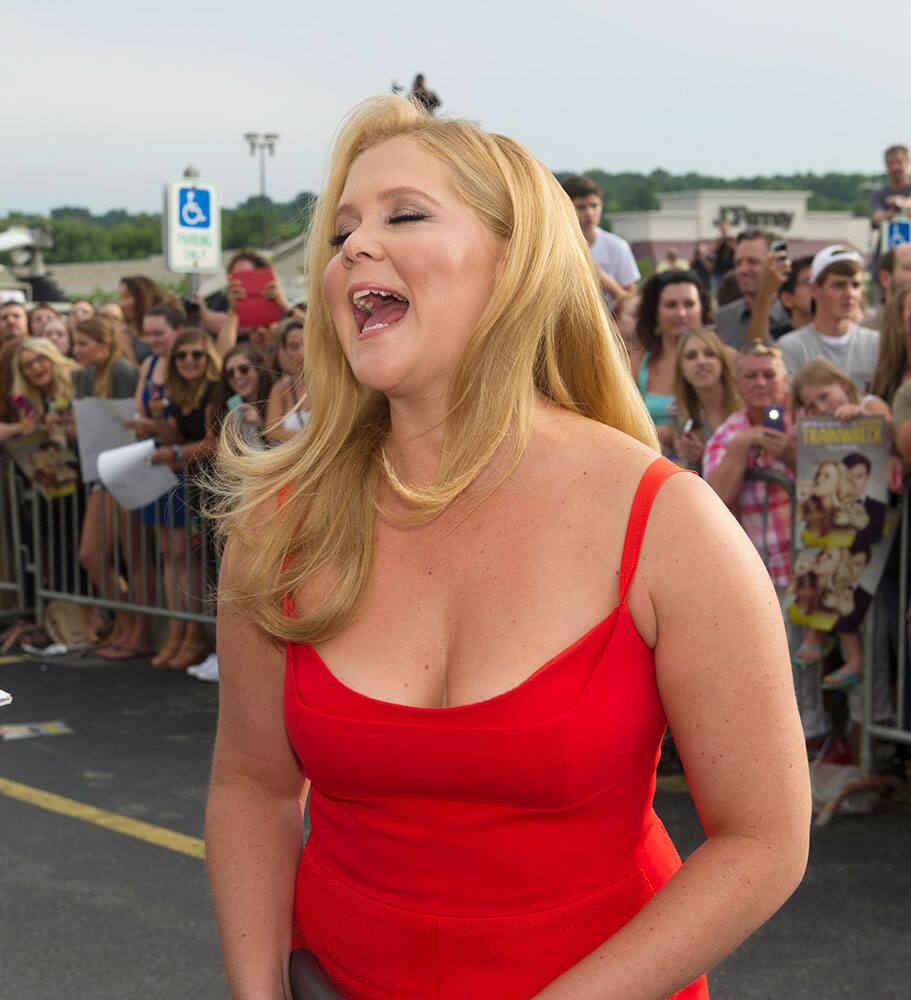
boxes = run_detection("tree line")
[1,169,880,264]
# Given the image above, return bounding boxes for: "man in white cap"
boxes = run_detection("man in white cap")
[777,245,879,392]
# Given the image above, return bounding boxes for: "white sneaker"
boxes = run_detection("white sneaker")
[187,652,219,682]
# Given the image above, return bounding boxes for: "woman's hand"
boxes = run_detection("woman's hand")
[227,278,246,314]
[263,279,291,315]
[15,414,40,437]
[834,403,862,422]
[148,396,168,420]
[237,404,263,429]
[149,445,177,467]
[124,415,157,437]
[676,431,705,468]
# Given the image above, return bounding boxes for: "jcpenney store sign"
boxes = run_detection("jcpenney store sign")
[713,205,795,230]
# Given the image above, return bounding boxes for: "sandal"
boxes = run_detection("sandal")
[793,635,836,667]
[821,666,862,690]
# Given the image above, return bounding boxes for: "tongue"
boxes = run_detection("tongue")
[365,299,408,328]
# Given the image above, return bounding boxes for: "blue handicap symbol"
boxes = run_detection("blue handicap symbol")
[178,187,210,228]
[887,220,911,248]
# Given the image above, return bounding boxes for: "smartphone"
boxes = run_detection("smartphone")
[770,240,788,256]
[762,404,786,432]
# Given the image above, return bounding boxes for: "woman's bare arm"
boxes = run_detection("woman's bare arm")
[264,378,297,445]
[535,471,810,999]
[206,538,305,1000]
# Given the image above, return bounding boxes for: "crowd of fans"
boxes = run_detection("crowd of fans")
[1,143,910,762]
[563,143,911,765]
[0,249,308,677]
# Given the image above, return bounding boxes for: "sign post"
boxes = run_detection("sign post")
[162,167,221,298]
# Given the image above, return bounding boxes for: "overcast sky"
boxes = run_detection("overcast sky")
[6,0,907,216]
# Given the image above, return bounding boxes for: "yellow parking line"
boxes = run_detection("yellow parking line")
[0,655,25,665]
[0,776,205,859]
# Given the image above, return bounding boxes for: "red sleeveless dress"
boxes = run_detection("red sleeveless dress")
[283,457,709,999]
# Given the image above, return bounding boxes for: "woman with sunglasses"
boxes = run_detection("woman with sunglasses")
[146,329,221,670]
[209,344,274,446]
[631,272,718,450]
[265,318,308,443]
[7,337,77,442]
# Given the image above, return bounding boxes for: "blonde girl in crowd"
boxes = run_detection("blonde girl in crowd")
[71,316,151,660]
[8,337,77,440]
[670,328,741,471]
[265,318,308,443]
[146,328,221,670]
[791,357,890,687]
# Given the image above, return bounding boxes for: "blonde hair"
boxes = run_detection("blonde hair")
[213,95,658,643]
[869,284,911,404]
[11,337,77,413]
[74,315,126,399]
[672,329,740,430]
[791,357,860,413]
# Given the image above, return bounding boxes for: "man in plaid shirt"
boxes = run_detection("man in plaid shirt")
[703,344,795,589]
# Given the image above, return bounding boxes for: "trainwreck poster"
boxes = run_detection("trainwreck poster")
[788,416,894,634]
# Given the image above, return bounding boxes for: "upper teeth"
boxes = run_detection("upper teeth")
[352,288,406,313]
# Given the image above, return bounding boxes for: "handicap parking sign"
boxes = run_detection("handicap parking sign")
[886,219,911,248]
[178,186,210,228]
[165,179,220,272]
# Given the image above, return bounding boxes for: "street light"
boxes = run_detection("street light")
[243,132,280,248]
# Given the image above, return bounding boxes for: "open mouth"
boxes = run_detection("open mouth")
[350,286,410,337]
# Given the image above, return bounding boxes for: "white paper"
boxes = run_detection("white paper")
[73,398,137,482]
[97,440,179,511]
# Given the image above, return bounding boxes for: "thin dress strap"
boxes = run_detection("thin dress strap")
[618,456,685,605]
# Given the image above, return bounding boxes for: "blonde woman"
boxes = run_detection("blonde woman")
[145,327,220,670]
[71,317,150,660]
[206,97,809,1000]
[8,337,77,441]
[671,329,741,471]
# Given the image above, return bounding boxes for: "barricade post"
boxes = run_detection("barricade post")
[0,456,31,620]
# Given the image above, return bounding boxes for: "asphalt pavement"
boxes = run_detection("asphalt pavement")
[0,652,908,1000]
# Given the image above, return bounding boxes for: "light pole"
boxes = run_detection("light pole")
[243,132,280,248]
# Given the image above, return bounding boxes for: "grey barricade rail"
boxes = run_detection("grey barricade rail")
[0,456,30,620]
[743,467,798,574]
[3,465,218,629]
[861,480,911,771]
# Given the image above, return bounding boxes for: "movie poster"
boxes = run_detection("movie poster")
[788,416,894,634]
[4,429,79,500]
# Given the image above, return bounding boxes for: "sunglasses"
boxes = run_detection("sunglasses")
[22,356,50,371]
[226,363,252,380]
[175,349,205,361]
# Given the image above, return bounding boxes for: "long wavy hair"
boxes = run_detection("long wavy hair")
[74,316,127,399]
[672,329,740,431]
[213,95,658,643]
[10,337,77,413]
[869,284,911,405]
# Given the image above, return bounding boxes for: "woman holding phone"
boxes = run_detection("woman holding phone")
[671,329,741,472]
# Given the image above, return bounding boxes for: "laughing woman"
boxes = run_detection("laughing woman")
[206,98,809,1000]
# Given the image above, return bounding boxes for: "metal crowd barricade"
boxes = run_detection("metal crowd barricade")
[743,467,797,573]
[25,473,219,629]
[861,481,911,772]
[0,456,30,620]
